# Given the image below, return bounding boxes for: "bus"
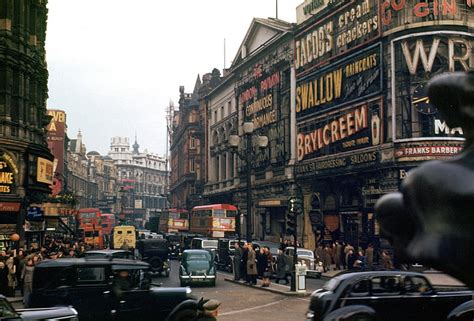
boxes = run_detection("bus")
[101,213,116,247]
[77,208,102,228]
[112,225,137,250]
[82,223,104,248]
[189,204,237,238]
[159,209,189,233]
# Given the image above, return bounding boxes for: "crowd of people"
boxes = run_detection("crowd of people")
[0,235,96,305]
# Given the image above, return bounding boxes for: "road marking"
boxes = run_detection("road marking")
[219,297,289,316]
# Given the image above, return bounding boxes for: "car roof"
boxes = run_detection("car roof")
[333,270,426,282]
[86,249,131,254]
[34,258,149,269]
[183,249,212,254]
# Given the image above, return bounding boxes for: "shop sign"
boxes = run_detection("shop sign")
[26,207,44,222]
[0,153,18,194]
[46,109,67,196]
[297,98,382,161]
[0,202,20,212]
[296,149,379,176]
[381,0,470,35]
[295,0,380,75]
[391,31,473,141]
[296,0,345,25]
[395,143,464,161]
[296,43,382,119]
[37,157,53,185]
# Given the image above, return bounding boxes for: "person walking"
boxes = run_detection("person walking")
[241,243,248,282]
[261,247,273,287]
[366,244,374,270]
[322,245,332,272]
[246,243,257,285]
[6,254,16,297]
[233,243,242,281]
[22,258,35,307]
[275,249,289,284]
[334,241,342,270]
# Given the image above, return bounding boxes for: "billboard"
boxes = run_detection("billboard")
[46,110,67,195]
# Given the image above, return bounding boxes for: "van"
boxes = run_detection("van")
[112,225,137,249]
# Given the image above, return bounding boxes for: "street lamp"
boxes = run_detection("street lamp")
[229,122,268,242]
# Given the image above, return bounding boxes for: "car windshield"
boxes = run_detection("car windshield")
[202,240,218,248]
[323,278,341,291]
[298,250,314,257]
[187,253,211,261]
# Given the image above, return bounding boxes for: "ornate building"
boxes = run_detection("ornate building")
[0,0,54,250]
[108,136,168,227]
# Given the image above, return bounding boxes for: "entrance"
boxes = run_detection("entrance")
[341,213,360,248]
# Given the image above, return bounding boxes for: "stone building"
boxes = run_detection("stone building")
[108,136,168,227]
[0,0,54,250]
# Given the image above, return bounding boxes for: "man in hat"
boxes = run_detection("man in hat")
[197,299,221,321]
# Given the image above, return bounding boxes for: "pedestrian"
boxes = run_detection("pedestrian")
[284,250,294,284]
[0,259,7,296]
[197,299,221,321]
[353,250,366,271]
[315,244,323,263]
[233,243,242,281]
[22,258,35,307]
[334,241,342,270]
[246,242,257,285]
[241,243,248,282]
[261,247,273,287]
[15,249,26,295]
[344,243,354,269]
[381,251,394,270]
[6,254,16,297]
[322,244,332,272]
[275,249,289,284]
[347,249,357,271]
[366,244,374,270]
[256,247,266,279]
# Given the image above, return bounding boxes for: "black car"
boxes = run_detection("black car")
[29,258,195,321]
[0,295,78,321]
[306,271,473,321]
[136,238,170,276]
[215,239,244,272]
[164,233,183,259]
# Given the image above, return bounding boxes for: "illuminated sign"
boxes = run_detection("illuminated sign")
[391,31,473,141]
[0,153,17,194]
[295,0,380,75]
[381,0,471,35]
[37,157,53,185]
[395,143,464,161]
[296,43,382,119]
[297,99,382,161]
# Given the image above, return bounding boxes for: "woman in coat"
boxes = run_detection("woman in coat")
[275,249,289,284]
[6,256,16,297]
[256,247,266,279]
[261,247,273,287]
[22,258,35,307]
[246,243,257,285]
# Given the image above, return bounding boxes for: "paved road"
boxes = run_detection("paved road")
[156,260,326,321]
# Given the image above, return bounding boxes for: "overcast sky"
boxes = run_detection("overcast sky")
[46,0,297,156]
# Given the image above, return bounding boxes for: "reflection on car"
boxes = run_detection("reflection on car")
[179,249,216,287]
[83,249,135,260]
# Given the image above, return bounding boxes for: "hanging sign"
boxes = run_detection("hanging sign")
[0,153,18,194]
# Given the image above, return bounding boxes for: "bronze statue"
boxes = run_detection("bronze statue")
[376,71,474,288]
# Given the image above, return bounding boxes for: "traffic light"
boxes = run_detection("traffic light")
[286,197,303,236]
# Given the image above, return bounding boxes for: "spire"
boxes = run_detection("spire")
[132,133,140,154]
[76,129,82,153]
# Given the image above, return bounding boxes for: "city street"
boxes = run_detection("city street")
[155,260,327,321]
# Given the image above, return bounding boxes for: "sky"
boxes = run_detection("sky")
[45,0,298,157]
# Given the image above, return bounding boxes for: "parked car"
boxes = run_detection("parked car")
[84,249,135,260]
[136,238,170,276]
[29,258,196,321]
[179,249,216,287]
[0,295,78,321]
[284,246,319,278]
[215,239,245,272]
[306,271,474,321]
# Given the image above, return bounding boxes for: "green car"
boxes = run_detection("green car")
[179,249,216,287]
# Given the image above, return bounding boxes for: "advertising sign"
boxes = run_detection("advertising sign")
[297,98,382,161]
[0,152,18,194]
[296,0,346,25]
[295,0,380,76]
[37,157,53,185]
[391,31,473,141]
[296,43,382,119]
[26,207,45,222]
[395,142,464,161]
[381,0,471,35]
[47,110,67,195]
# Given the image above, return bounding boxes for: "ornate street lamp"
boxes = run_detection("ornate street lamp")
[229,122,268,242]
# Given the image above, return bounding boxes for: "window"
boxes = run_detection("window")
[214,110,218,123]
[403,276,432,294]
[220,106,224,119]
[190,136,197,149]
[350,279,370,296]
[189,158,195,173]
[77,267,106,284]
[371,276,401,295]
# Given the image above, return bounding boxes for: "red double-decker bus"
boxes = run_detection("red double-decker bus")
[77,208,103,248]
[159,208,189,233]
[77,208,102,228]
[190,204,237,238]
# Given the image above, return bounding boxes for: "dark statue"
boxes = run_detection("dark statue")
[375,71,474,288]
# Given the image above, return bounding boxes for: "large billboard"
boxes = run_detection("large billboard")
[390,31,473,141]
[296,43,382,120]
[295,0,380,76]
[46,110,67,195]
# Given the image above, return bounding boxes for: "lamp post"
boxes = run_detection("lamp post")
[229,122,268,243]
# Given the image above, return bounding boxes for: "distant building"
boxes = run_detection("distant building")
[108,137,168,227]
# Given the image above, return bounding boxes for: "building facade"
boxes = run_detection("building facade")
[294,0,471,252]
[0,0,54,250]
[108,136,168,227]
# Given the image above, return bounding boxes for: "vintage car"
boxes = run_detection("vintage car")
[284,246,319,278]
[190,238,218,252]
[164,233,183,259]
[136,238,170,276]
[306,271,473,321]
[29,258,196,321]
[179,249,216,287]
[0,295,78,321]
[84,249,135,260]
